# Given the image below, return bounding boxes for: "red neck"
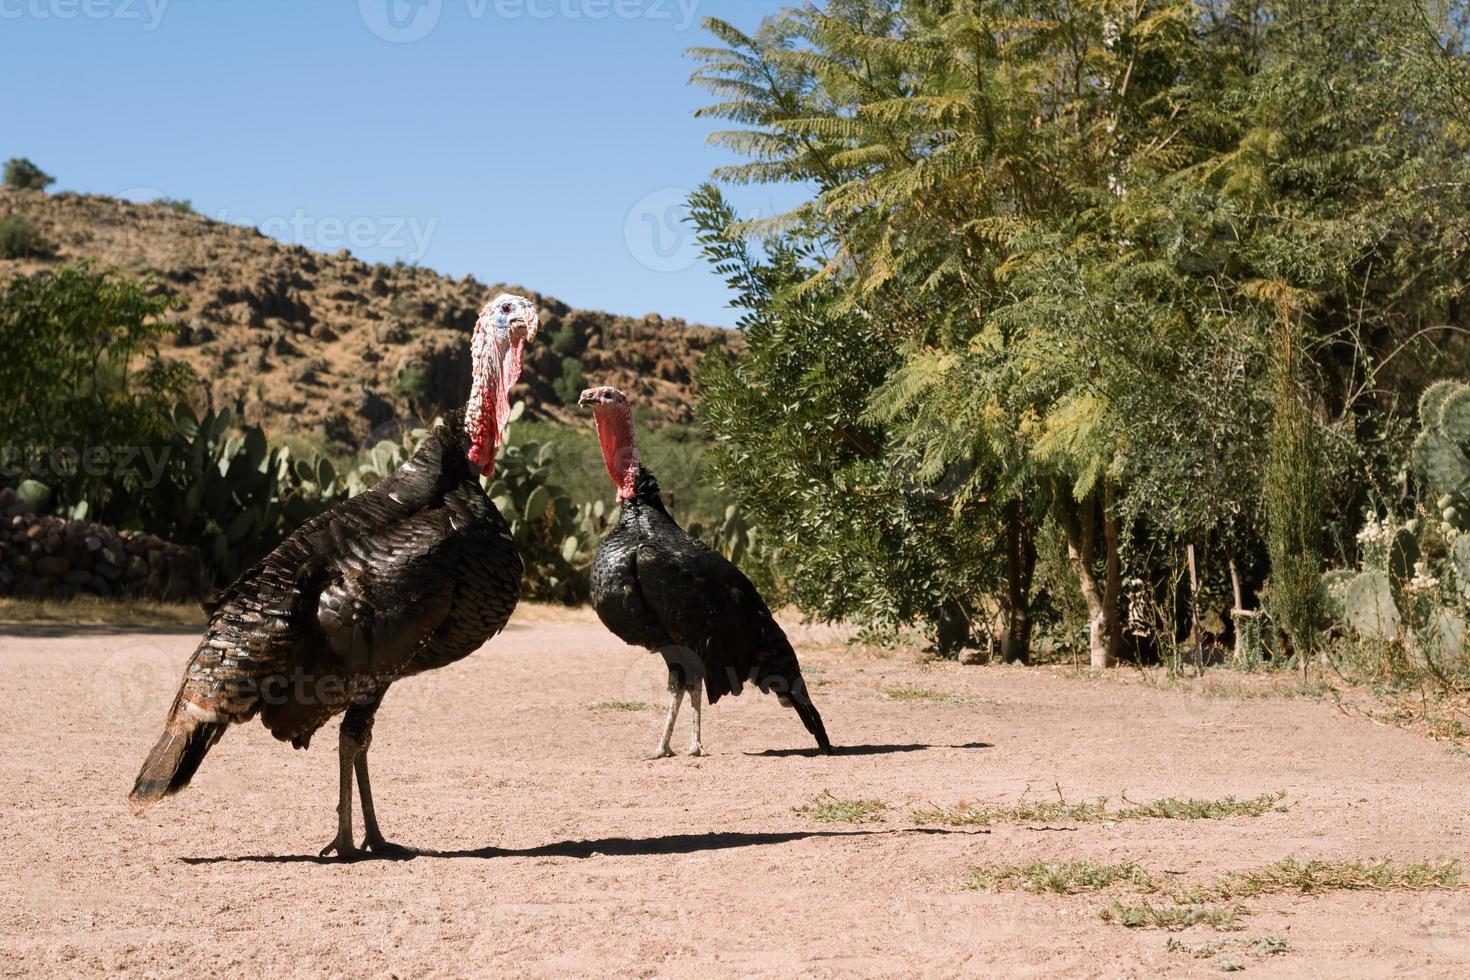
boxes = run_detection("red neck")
[592,405,639,501]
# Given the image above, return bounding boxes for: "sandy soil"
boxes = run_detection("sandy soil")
[1,609,1467,978]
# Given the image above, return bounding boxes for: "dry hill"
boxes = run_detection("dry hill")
[0,188,735,450]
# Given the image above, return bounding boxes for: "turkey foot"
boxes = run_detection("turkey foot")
[645,746,676,760]
[362,834,414,858]
[319,834,364,861]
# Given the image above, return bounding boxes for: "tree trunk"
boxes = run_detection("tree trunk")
[1062,490,1117,669]
[1227,548,1247,663]
[1102,484,1122,666]
[1000,504,1036,665]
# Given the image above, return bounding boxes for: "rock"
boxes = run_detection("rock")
[309,322,337,342]
[355,388,395,428]
[63,568,92,585]
[34,556,69,577]
[84,535,102,552]
[375,322,411,345]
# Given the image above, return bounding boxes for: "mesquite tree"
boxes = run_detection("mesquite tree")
[689,1,1470,663]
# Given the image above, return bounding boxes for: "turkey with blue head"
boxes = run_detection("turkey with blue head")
[579,385,832,758]
[129,294,540,859]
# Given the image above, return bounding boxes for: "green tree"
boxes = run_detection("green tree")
[551,356,587,406]
[0,263,192,518]
[3,157,55,191]
[689,0,1470,668]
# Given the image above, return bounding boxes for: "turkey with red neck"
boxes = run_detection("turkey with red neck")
[130,293,540,859]
[580,385,833,757]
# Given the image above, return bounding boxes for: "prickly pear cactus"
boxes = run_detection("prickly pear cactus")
[1342,570,1402,642]
[1412,380,1470,530]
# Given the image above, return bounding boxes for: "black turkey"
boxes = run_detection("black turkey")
[129,294,540,859]
[580,386,832,757]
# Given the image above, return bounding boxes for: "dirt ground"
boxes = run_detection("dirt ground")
[1,607,1467,978]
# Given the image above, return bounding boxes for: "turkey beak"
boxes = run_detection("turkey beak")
[577,390,600,409]
[508,318,529,342]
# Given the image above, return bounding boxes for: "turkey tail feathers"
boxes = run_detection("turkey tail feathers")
[129,715,226,814]
[788,680,833,755]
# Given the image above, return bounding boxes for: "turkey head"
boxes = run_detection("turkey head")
[467,293,540,475]
[579,385,640,501]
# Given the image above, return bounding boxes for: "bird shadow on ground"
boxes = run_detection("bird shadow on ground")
[747,742,993,758]
[180,827,977,866]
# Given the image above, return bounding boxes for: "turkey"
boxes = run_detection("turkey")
[579,386,832,757]
[129,294,540,859]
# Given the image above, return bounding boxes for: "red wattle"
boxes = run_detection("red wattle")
[594,406,638,499]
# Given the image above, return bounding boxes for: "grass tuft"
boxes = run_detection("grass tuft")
[794,790,889,823]
[965,860,1155,895]
[969,856,1461,932]
[881,686,985,704]
[1204,857,1460,899]
[586,700,653,712]
[913,789,1288,826]
[1099,900,1243,931]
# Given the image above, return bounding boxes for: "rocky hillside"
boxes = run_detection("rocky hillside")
[0,188,735,449]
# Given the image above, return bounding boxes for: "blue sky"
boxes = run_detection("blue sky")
[1,0,805,326]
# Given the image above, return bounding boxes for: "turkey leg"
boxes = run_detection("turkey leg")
[319,725,362,860]
[686,684,705,756]
[345,694,411,856]
[650,675,684,759]
[355,750,410,856]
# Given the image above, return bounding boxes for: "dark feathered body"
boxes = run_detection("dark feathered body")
[131,409,522,807]
[590,469,831,752]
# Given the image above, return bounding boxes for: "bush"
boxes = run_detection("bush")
[0,216,48,258]
[392,359,432,409]
[0,263,190,519]
[551,355,586,406]
[549,321,581,358]
[3,158,54,191]
[152,197,198,215]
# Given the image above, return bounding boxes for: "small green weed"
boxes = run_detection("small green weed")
[794,790,889,823]
[912,789,1288,826]
[586,700,653,712]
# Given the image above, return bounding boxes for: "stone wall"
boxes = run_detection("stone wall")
[0,488,208,601]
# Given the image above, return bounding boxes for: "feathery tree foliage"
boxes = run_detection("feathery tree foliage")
[690,1,1470,666]
[0,263,192,519]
